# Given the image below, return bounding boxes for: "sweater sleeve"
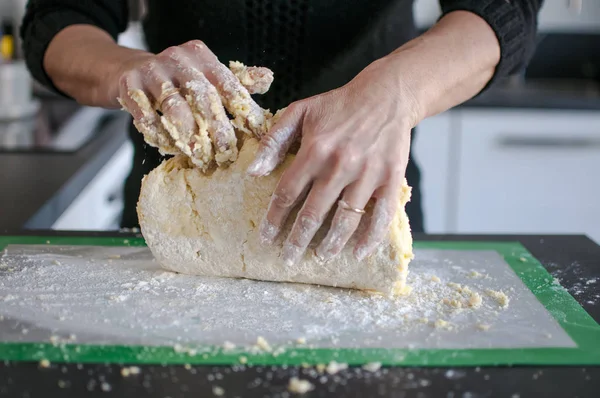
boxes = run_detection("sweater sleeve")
[20,0,129,95]
[438,0,543,92]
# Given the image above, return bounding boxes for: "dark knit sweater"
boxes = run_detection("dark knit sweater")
[19,0,543,229]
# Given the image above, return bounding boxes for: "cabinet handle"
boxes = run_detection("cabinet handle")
[497,136,600,149]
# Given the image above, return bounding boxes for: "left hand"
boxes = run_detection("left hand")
[246,58,420,265]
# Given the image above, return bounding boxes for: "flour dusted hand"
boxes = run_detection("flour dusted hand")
[116,40,274,170]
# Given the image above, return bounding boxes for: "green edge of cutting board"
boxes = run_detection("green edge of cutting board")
[1,235,599,367]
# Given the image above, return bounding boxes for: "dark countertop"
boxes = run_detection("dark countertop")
[0,109,130,231]
[463,78,600,110]
[0,231,599,398]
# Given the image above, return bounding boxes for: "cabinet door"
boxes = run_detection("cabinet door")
[455,109,600,243]
[413,112,454,233]
[52,141,133,230]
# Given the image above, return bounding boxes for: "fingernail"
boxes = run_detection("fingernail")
[259,219,278,245]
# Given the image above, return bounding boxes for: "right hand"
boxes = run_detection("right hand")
[115,40,274,169]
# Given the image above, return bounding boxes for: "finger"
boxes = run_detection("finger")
[180,41,267,136]
[205,62,268,137]
[117,72,179,155]
[157,47,236,168]
[181,70,238,167]
[258,154,315,245]
[282,178,346,266]
[247,106,303,177]
[315,177,375,261]
[354,184,400,261]
[229,61,274,94]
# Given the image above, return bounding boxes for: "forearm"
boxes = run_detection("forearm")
[44,25,151,108]
[377,11,501,125]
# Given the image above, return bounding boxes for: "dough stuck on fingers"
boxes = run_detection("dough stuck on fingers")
[183,72,238,167]
[229,61,274,95]
[119,90,180,156]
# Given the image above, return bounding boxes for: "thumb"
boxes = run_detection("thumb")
[247,104,304,177]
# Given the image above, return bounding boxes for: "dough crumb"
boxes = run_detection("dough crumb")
[326,360,348,375]
[239,356,248,364]
[362,362,382,372]
[315,363,326,373]
[430,275,441,283]
[469,270,483,278]
[296,337,307,345]
[184,364,191,370]
[52,260,62,266]
[468,291,483,309]
[39,359,51,368]
[519,257,527,262]
[288,377,314,394]
[256,336,272,352]
[477,323,491,331]
[212,386,225,396]
[222,341,236,351]
[486,289,510,308]
[434,319,452,330]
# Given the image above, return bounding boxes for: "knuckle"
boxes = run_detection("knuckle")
[298,208,321,228]
[273,189,296,208]
[158,46,182,61]
[306,141,330,161]
[183,39,206,49]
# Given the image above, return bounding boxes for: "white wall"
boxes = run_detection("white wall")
[413,0,600,32]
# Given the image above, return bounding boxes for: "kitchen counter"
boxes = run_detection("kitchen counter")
[0,107,130,231]
[0,231,598,397]
[463,78,600,110]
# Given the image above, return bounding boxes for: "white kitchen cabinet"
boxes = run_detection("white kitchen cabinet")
[52,141,134,231]
[454,108,600,243]
[413,111,455,233]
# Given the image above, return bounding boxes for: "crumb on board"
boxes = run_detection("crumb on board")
[296,337,306,345]
[486,289,510,308]
[256,336,272,352]
[477,323,491,331]
[288,377,314,394]
[430,275,441,283]
[434,319,452,330]
[222,341,236,351]
[239,356,248,364]
[39,359,50,368]
[212,386,225,396]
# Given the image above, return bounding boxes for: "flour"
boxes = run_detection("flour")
[0,245,575,352]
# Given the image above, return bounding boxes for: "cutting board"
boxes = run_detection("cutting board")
[0,235,599,367]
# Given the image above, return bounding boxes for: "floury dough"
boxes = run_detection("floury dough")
[136,62,414,296]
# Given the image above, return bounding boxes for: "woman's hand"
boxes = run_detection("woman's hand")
[115,40,274,169]
[247,59,420,265]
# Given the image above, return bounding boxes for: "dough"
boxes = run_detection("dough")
[137,138,414,296]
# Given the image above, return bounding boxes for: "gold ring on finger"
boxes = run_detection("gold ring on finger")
[338,199,366,214]
[158,87,180,109]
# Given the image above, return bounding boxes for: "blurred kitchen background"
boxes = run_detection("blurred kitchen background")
[0,0,599,243]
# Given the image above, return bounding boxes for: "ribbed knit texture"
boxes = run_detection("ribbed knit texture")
[440,0,542,91]
[20,0,128,96]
